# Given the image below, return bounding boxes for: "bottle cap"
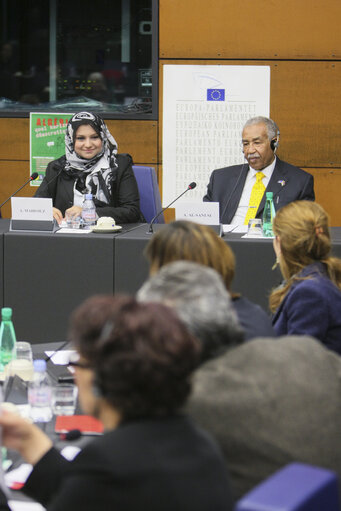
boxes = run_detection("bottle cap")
[33,359,47,372]
[266,192,273,199]
[1,307,12,320]
[85,193,93,200]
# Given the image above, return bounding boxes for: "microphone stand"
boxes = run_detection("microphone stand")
[147,184,196,234]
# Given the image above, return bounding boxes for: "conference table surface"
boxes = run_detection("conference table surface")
[1,219,341,343]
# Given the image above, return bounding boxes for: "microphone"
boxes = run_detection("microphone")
[148,182,197,234]
[219,163,246,224]
[0,172,39,210]
[61,429,82,441]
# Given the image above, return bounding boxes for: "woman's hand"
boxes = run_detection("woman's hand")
[65,205,82,219]
[0,412,52,466]
[53,207,63,225]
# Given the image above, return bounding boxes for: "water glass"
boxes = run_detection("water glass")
[247,219,263,237]
[52,384,78,415]
[65,213,82,229]
[5,342,34,381]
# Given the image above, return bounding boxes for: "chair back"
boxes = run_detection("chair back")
[235,462,340,511]
[132,166,164,224]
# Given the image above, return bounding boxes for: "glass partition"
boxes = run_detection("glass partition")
[0,0,156,118]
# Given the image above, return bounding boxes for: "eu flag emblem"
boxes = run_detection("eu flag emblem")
[207,89,225,101]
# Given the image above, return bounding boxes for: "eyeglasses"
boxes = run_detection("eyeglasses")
[67,352,92,374]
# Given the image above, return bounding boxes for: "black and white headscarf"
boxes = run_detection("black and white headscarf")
[64,112,118,205]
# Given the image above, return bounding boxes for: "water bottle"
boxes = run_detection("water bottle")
[0,307,16,372]
[82,193,97,229]
[28,359,52,422]
[262,192,276,237]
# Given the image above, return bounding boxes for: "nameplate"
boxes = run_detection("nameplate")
[10,197,54,232]
[175,202,220,225]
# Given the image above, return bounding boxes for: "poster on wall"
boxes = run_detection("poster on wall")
[162,65,270,205]
[30,112,74,187]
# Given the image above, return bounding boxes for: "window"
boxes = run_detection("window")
[0,0,156,118]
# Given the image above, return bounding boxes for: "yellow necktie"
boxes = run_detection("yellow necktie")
[244,172,265,225]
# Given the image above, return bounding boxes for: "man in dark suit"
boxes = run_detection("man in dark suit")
[203,116,315,224]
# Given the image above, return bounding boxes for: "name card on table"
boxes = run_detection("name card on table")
[175,202,223,236]
[176,202,220,224]
[10,197,55,232]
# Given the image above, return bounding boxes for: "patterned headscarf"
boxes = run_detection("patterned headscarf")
[64,112,118,204]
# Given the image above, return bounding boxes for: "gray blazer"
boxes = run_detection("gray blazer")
[186,336,341,500]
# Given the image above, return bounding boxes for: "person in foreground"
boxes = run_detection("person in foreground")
[270,200,341,354]
[138,261,341,501]
[35,111,142,224]
[0,296,232,511]
[204,116,314,225]
[144,220,274,340]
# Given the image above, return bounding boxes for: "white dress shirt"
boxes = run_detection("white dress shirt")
[231,157,277,225]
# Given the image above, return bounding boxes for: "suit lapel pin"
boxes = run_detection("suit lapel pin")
[278,180,286,187]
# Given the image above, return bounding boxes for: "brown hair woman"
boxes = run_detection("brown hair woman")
[145,220,274,341]
[270,200,341,354]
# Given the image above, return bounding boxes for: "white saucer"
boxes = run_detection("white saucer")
[91,225,122,233]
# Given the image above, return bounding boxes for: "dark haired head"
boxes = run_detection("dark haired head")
[69,295,200,420]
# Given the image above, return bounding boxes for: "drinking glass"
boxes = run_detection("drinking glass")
[247,219,263,237]
[52,384,78,415]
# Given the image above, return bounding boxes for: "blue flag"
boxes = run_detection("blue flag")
[207,89,225,101]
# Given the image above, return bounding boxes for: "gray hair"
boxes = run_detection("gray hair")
[137,261,244,361]
[243,116,279,141]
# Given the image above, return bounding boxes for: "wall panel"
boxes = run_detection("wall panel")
[159,60,341,168]
[0,119,158,164]
[160,0,341,59]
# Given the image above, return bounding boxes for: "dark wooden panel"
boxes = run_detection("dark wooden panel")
[307,168,341,227]
[0,119,158,163]
[160,0,341,59]
[159,60,341,168]
[0,161,33,219]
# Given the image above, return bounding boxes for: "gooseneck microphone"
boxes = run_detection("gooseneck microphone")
[148,182,197,234]
[0,172,39,210]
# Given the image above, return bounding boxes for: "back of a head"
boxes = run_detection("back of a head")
[273,201,332,278]
[137,261,244,361]
[69,294,200,420]
[145,220,236,289]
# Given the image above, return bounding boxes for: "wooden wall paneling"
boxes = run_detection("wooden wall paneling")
[158,60,341,167]
[159,0,341,59]
[0,119,158,164]
[306,168,341,226]
[0,160,32,218]
[0,118,30,160]
[270,61,341,168]
[105,120,158,163]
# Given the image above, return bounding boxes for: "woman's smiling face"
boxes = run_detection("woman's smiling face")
[74,124,102,160]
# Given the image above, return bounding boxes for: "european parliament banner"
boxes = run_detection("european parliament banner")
[30,112,73,187]
[162,65,270,205]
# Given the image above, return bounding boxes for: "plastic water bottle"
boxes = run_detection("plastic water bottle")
[0,307,16,372]
[262,191,276,237]
[82,193,97,229]
[28,359,52,422]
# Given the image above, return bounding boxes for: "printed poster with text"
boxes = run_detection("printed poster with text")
[162,65,270,205]
[30,112,73,187]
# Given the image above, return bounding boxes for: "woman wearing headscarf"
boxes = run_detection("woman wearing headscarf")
[35,111,143,224]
